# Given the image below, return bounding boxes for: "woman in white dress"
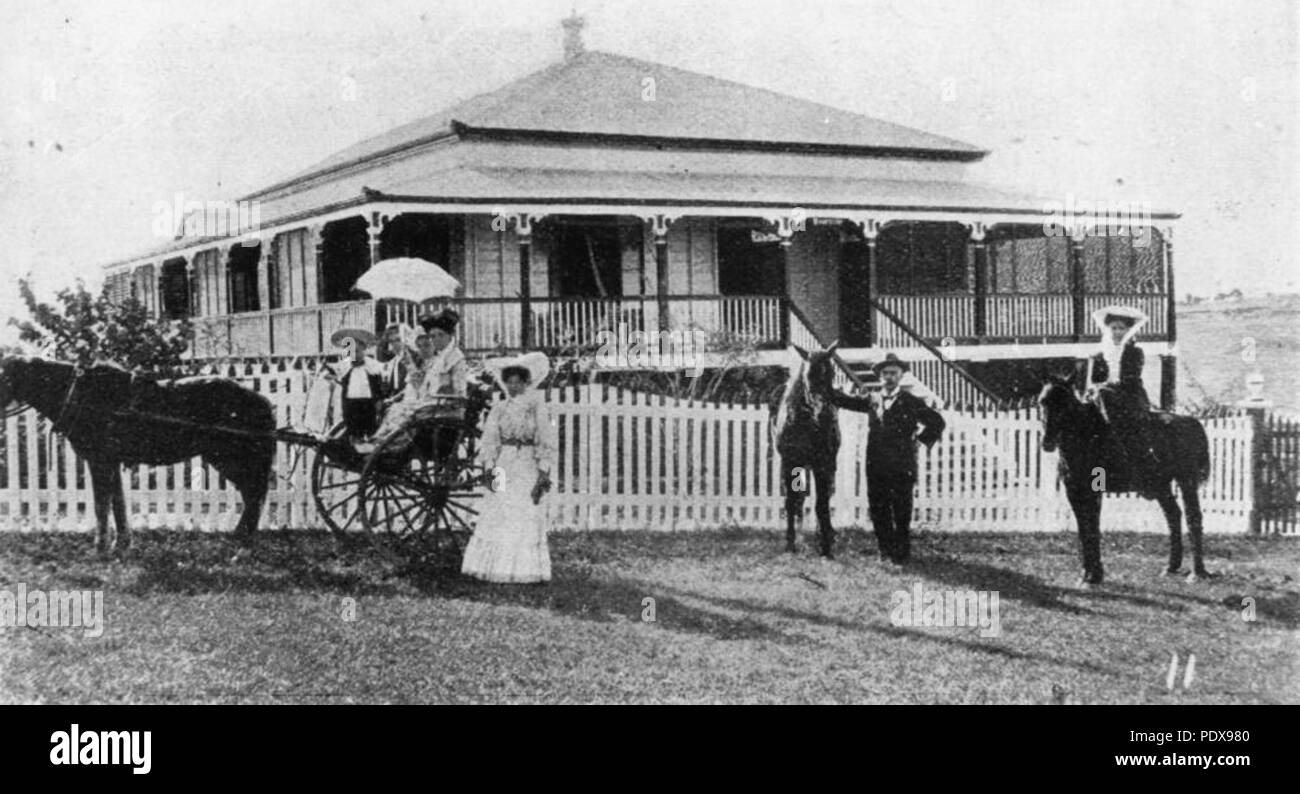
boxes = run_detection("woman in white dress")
[461,352,555,584]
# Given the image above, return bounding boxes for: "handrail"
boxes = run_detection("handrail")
[869,297,1005,407]
[786,300,865,390]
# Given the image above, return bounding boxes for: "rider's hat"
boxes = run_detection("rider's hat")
[871,352,909,375]
[1092,304,1148,332]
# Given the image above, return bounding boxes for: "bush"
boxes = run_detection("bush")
[10,278,194,374]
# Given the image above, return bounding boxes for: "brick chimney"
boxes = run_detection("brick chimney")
[561,10,586,61]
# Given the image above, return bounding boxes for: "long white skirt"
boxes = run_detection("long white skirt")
[461,447,551,583]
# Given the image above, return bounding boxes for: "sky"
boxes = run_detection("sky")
[2,0,1297,333]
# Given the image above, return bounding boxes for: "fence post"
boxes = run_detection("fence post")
[1244,408,1265,534]
[1238,372,1271,534]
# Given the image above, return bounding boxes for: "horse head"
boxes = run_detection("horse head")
[805,340,839,398]
[790,340,839,399]
[0,355,29,413]
[1037,372,1079,452]
[775,340,839,436]
[0,356,79,419]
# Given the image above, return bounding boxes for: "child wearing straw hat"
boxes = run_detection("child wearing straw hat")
[329,327,384,442]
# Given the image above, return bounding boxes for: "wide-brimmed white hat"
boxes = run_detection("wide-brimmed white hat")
[487,351,550,388]
[1091,305,1149,336]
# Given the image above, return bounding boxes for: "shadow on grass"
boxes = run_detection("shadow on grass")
[418,568,797,644]
[627,581,1122,677]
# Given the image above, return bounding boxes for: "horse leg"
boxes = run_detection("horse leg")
[88,462,113,557]
[1154,491,1183,574]
[1067,485,1104,585]
[1180,479,1210,581]
[813,463,835,559]
[224,451,272,541]
[111,465,132,553]
[784,463,803,554]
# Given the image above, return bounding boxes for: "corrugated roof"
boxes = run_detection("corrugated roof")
[106,136,1178,269]
[276,50,985,189]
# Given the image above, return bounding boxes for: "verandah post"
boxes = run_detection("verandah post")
[969,222,988,338]
[1069,229,1086,341]
[514,213,542,350]
[648,214,674,339]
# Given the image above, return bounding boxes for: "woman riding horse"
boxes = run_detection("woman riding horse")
[1088,305,1157,494]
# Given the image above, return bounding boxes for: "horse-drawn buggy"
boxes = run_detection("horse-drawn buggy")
[0,354,500,566]
[304,379,498,564]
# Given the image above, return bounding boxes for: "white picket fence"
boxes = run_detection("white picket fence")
[0,363,1272,535]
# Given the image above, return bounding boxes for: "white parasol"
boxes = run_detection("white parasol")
[354,257,461,302]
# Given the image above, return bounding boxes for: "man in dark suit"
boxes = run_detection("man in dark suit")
[822,353,946,564]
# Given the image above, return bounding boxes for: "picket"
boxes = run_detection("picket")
[0,361,1295,535]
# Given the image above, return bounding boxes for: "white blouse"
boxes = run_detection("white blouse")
[479,391,557,475]
[403,345,468,403]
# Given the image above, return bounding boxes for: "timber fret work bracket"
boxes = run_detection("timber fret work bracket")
[514,212,547,240]
[366,211,388,247]
[843,214,888,243]
[963,220,990,243]
[759,212,804,245]
[639,212,678,242]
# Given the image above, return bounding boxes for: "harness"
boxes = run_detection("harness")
[50,367,85,434]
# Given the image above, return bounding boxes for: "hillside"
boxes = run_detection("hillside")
[1176,294,1299,413]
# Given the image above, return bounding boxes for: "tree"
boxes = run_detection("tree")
[10,278,194,373]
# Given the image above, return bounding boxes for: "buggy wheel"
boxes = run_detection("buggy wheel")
[357,423,487,566]
[312,421,366,540]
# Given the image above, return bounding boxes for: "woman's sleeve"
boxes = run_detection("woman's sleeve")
[479,402,501,470]
[1090,352,1108,384]
[401,367,422,402]
[451,358,469,396]
[534,401,557,476]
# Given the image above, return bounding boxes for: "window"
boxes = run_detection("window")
[160,258,190,318]
[988,226,1069,294]
[226,244,260,313]
[878,222,969,294]
[548,216,626,298]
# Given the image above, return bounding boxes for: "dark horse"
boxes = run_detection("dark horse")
[771,344,841,557]
[0,356,275,555]
[1038,375,1211,585]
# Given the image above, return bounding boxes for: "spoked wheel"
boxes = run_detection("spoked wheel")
[311,421,368,541]
[357,422,488,568]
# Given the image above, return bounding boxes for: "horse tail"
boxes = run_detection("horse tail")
[1194,421,1212,487]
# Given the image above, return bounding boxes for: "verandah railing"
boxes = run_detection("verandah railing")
[875,292,1169,346]
[192,295,788,358]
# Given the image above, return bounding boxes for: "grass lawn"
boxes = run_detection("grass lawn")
[1,527,1296,704]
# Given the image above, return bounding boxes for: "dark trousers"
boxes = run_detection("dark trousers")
[868,470,916,562]
[342,398,378,439]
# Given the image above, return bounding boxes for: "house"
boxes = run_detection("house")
[101,14,1179,407]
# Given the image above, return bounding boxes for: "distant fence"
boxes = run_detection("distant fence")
[0,361,1295,535]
